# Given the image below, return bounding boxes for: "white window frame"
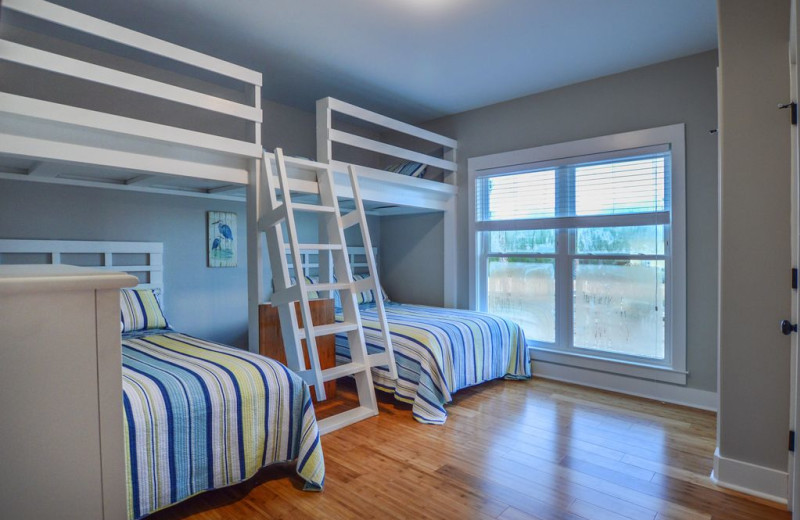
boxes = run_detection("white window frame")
[467,124,687,385]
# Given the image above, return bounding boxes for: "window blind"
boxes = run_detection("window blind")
[476,148,671,231]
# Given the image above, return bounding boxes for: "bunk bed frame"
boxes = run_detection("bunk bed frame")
[0,0,459,355]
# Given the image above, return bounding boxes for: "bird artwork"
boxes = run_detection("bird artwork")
[208,211,237,267]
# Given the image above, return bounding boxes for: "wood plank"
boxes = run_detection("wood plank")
[148,378,790,520]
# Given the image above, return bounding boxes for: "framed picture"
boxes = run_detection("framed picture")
[208,211,237,267]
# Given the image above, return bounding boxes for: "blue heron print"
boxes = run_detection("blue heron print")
[208,211,237,267]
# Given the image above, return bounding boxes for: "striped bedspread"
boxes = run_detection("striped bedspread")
[336,303,530,424]
[122,332,324,519]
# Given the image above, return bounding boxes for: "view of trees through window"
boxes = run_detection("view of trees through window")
[478,153,669,361]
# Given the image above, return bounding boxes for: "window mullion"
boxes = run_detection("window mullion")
[555,166,573,351]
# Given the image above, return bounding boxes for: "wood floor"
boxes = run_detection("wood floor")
[150,378,789,520]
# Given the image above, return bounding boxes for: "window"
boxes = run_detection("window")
[469,125,686,384]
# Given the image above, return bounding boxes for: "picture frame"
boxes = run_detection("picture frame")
[207,211,237,267]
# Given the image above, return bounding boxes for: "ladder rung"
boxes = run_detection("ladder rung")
[295,369,314,383]
[318,406,378,435]
[368,352,392,368]
[259,207,285,230]
[286,243,343,251]
[269,285,301,306]
[352,276,372,293]
[314,282,351,292]
[293,203,336,214]
[340,211,360,229]
[297,321,358,338]
[321,362,367,382]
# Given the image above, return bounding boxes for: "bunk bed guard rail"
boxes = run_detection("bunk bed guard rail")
[0,0,262,198]
[316,97,458,186]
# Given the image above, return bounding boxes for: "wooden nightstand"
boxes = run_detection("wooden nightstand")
[259,298,336,401]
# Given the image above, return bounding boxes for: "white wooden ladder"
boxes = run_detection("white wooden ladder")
[260,148,396,434]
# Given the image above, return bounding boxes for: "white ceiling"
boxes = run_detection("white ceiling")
[52,0,718,122]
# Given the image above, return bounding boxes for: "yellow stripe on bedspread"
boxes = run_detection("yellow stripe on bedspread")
[122,332,324,520]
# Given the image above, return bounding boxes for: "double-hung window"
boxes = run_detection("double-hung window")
[469,125,686,384]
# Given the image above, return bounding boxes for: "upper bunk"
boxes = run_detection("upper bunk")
[0,0,262,199]
[0,0,457,214]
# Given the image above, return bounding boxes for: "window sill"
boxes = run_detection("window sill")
[530,346,688,385]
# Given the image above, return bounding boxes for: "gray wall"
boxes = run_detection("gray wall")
[382,50,720,392]
[717,0,791,471]
[0,181,250,346]
[381,213,444,306]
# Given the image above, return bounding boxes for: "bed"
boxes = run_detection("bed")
[294,248,530,425]
[0,239,325,520]
[122,330,324,519]
[335,301,530,424]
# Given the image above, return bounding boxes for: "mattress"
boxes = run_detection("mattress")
[335,302,530,424]
[121,331,324,519]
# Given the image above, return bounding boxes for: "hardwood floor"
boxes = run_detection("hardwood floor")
[150,378,789,520]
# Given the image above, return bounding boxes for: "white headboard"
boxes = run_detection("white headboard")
[0,240,164,293]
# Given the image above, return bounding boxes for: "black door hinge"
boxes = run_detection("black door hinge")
[780,102,798,125]
[793,268,797,290]
[790,430,795,452]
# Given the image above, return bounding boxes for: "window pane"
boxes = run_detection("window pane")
[487,257,555,343]
[575,156,666,216]
[486,230,557,254]
[576,225,665,255]
[477,169,556,221]
[573,259,665,359]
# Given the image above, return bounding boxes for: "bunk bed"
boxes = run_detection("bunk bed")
[0,1,326,518]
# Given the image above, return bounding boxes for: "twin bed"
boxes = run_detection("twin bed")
[337,301,529,424]
[0,1,530,518]
[122,330,324,519]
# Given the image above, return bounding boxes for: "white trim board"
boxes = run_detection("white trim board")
[712,447,789,506]
[532,360,718,411]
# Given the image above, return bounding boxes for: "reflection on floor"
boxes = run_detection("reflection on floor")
[150,378,789,520]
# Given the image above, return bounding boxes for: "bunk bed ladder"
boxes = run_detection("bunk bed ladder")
[260,148,394,433]
[341,164,398,381]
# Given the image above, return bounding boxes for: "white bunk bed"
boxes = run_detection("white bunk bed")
[0,0,459,354]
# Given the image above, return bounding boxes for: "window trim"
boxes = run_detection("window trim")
[467,124,686,385]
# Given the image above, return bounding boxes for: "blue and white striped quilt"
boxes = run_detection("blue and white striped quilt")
[122,332,324,519]
[336,303,530,424]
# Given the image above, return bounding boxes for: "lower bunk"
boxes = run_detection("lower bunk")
[121,329,324,519]
[335,301,531,424]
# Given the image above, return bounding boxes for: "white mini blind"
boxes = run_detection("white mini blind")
[476,147,671,230]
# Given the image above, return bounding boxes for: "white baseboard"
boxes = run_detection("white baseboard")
[532,361,718,411]
[712,447,788,505]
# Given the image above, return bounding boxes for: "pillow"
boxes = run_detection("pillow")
[120,288,169,332]
[385,161,427,178]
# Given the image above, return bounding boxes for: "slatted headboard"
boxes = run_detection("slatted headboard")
[0,239,164,294]
[289,246,377,277]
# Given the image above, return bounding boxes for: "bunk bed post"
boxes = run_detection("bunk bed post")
[247,84,262,352]
[443,147,457,307]
[316,97,333,164]
[316,97,334,283]
[443,197,457,308]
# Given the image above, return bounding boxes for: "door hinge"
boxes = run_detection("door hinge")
[793,268,797,290]
[790,430,795,452]
[779,102,798,125]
